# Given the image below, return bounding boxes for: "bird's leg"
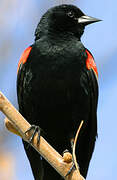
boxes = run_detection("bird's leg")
[25,125,41,148]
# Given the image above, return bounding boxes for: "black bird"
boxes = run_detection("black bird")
[17,4,100,180]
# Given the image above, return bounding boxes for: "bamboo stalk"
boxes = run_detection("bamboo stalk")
[0,92,85,180]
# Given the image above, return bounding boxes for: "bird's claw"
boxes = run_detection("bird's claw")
[62,149,69,155]
[64,146,80,177]
[25,125,41,148]
[65,162,76,177]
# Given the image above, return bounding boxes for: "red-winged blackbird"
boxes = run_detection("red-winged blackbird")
[17,4,100,180]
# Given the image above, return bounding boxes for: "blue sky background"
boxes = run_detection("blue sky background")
[0,0,116,179]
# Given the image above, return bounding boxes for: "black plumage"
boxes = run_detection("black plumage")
[17,4,99,180]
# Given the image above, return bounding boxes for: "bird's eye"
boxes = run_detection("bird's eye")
[67,11,74,18]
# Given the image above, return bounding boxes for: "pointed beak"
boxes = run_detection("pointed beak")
[78,15,102,25]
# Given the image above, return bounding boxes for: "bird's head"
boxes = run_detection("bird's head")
[35,4,101,40]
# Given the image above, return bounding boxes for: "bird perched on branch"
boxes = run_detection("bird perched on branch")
[17,4,100,180]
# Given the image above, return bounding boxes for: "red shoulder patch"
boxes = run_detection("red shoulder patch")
[85,49,98,79]
[17,46,32,73]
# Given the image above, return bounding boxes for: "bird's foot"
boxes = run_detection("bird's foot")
[65,162,76,177]
[62,149,76,177]
[65,138,80,177]
[25,125,41,148]
[63,149,69,154]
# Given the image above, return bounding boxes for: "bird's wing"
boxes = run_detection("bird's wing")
[17,46,32,114]
[77,49,98,178]
[17,46,32,74]
[17,46,44,180]
[85,48,98,138]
